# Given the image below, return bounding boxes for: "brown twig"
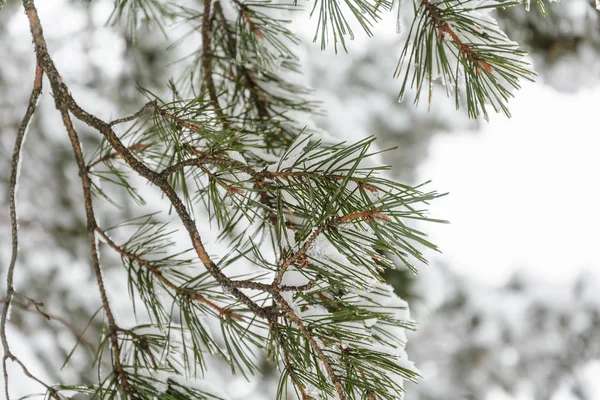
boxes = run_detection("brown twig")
[276,324,313,400]
[12,292,50,320]
[96,228,244,321]
[280,281,316,292]
[228,279,315,293]
[154,105,209,133]
[87,142,150,170]
[159,154,259,179]
[1,295,97,356]
[232,0,264,39]
[273,292,346,400]
[1,61,46,400]
[9,357,59,399]
[420,0,493,74]
[109,100,157,126]
[200,0,231,129]
[22,1,134,397]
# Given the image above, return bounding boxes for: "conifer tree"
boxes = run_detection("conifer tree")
[2,0,559,399]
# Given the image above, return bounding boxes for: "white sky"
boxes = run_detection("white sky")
[418,80,600,286]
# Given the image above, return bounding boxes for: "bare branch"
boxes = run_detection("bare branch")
[1,295,97,356]
[109,100,157,126]
[21,1,134,396]
[1,62,43,400]
[59,105,135,398]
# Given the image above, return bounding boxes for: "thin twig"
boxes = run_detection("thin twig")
[12,292,50,320]
[1,62,43,400]
[22,1,134,397]
[272,222,329,287]
[87,142,149,170]
[96,228,244,321]
[159,155,259,178]
[273,292,346,400]
[154,105,208,132]
[59,107,135,398]
[10,357,59,399]
[109,100,157,126]
[275,322,313,400]
[0,296,97,356]
[201,0,231,129]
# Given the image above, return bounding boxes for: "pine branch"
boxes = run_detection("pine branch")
[397,0,535,119]
[11,0,454,397]
[273,291,346,400]
[96,227,244,321]
[200,0,232,129]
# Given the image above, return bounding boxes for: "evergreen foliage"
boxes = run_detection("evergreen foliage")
[1,0,559,399]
